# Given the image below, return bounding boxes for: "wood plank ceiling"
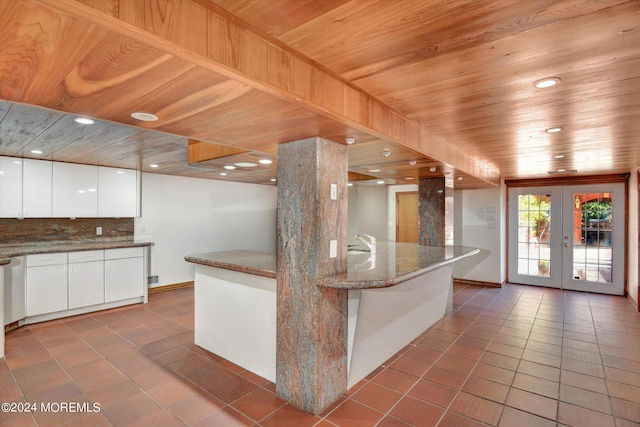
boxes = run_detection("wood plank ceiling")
[1,0,638,189]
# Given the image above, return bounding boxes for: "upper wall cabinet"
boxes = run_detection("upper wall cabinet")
[23,159,53,218]
[53,163,99,218]
[98,167,139,218]
[0,157,23,217]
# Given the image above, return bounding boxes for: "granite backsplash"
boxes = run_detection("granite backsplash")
[0,218,134,246]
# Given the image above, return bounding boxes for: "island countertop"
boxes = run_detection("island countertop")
[185,242,479,289]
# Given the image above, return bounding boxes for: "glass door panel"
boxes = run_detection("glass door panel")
[508,187,562,288]
[562,184,624,295]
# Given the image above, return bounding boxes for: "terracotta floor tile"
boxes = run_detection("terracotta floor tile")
[610,397,640,423]
[423,366,467,389]
[559,383,612,415]
[479,351,520,371]
[124,409,184,427]
[499,406,556,427]
[471,363,516,386]
[607,380,640,403]
[604,366,640,387]
[462,376,510,403]
[167,353,214,376]
[388,355,431,377]
[517,359,560,382]
[371,368,419,393]
[402,345,441,363]
[505,388,557,420]
[187,363,236,389]
[85,379,143,407]
[561,357,605,378]
[389,395,445,427]
[557,401,616,427]
[521,348,561,368]
[207,375,260,403]
[486,341,524,359]
[492,333,527,348]
[455,335,489,351]
[351,382,403,412]
[259,403,321,427]
[230,387,286,421]
[407,378,457,408]
[168,391,225,425]
[449,391,503,425]
[512,372,559,399]
[325,399,384,427]
[148,378,200,407]
[561,369,608,394]
[101,393,161,426]
[528,332,563,346]
[438,411,488,427]
[191,406,254,427]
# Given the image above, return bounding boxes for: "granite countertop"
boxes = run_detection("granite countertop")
[0,240,154,264]
[185,242,479,289]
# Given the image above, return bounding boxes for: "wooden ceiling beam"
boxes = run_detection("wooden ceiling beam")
[35,0,499,186]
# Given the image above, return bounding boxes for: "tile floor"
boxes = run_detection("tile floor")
[2,283,640,426]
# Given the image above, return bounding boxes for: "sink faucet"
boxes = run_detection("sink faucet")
[355,234,376,254]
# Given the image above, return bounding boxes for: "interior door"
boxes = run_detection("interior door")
[509,183,625,295]
[396,192,418,243]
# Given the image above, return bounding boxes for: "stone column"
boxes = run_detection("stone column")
[276,137,348,414]
[419,176,454,246]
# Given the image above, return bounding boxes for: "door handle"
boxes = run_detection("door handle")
[564,243,569,247]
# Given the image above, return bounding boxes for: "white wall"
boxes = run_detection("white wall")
[349,185,388,241]
[628,168,639,308]
[453,185,506,285]
[135,173,277,287]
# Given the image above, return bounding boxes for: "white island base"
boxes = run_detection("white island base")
[193,263,453,388]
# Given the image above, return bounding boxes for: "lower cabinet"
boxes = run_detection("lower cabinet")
[105,248,144,303]
[23,247,146,321]
[26,253,68,317]
[68,250,104,309]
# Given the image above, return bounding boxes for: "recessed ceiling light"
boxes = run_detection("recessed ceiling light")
[88,188,97,192]
[345,137,355,145]
[270,178,277,182]
[548,169,577,175]
[74,117,95,125]
[458,176,463,181]
[348,183,353,186]
[223,165,236,170]
[233,162,258,168]
[382,149,391,157]
[533,77,561,89]
[258,159,273,165]
[377,180,385,184]
[131,112,159,121]
[220,172,227,176]
[369,169,380,173]
[405,177,414,180]
[30,150,43,154]
[149,164,159,168]
[554,154,566,159]
[545,127,564,133]
[409,160,417,166]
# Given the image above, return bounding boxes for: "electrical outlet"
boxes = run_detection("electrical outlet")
[96,226,102,235]
[329,240,337,258]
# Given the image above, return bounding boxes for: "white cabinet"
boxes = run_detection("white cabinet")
[105,247,144,303]
[3,256,26,325]
[23,159,53,217]
[26,253,68,317]
[0,157,23,217]
[52,162,98,217]
[68,250,104,309]
[98,167,139,217]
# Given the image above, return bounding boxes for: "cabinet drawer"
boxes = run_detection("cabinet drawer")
[26,252,67,267]
[105,247,143,260]
[68,250,104,263]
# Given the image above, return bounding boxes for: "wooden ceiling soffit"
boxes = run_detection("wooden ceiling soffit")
[348,171,376,182]
[188,139,249,165]
[35,0,499,186]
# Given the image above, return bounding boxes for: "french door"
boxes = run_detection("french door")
[508,183,625,295]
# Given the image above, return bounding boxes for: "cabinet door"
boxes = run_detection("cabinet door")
[98,167,138,217]
[23,159,52,217]
[105,257,143,302]
[4,256,26,325]
[69,261,104,309]
[0,157,23,217]
[26,264,68,316]
[52,163,98,217]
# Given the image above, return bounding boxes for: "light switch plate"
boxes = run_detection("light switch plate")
[329,240,337,258]
[330,183,337,200]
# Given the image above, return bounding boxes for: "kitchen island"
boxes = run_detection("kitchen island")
[186,242,478,387]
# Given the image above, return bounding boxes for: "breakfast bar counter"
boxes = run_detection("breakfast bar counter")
[185,242,478,387]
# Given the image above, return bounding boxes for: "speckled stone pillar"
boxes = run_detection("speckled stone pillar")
[418,177,454,246]
[276,137,348,414]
